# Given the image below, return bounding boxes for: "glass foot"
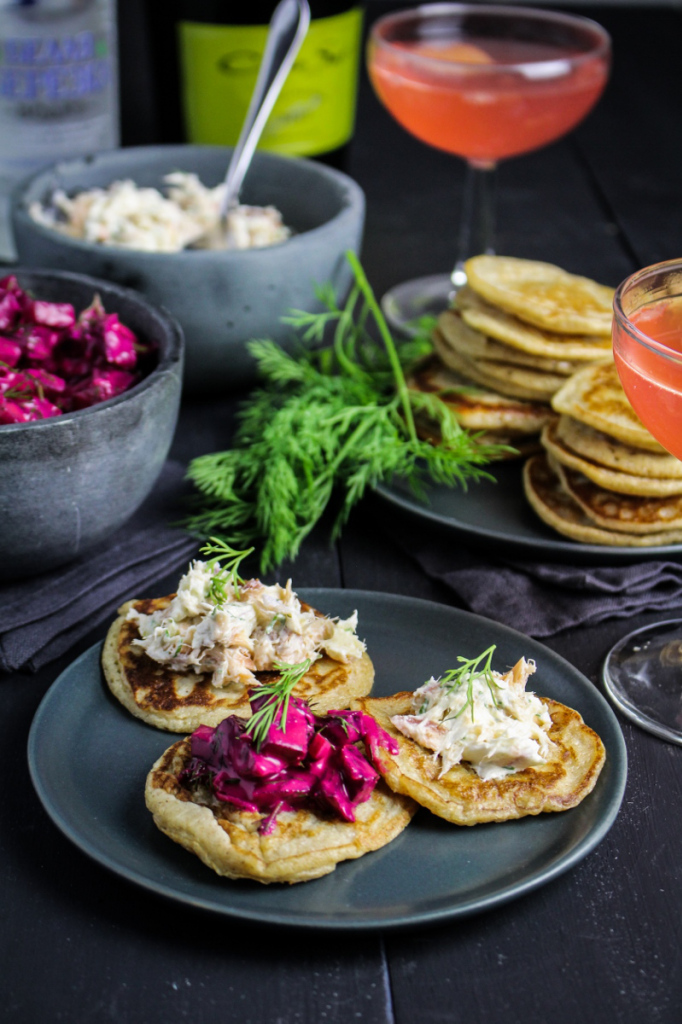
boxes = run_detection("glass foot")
[381,274,454,336]
[602,618,682,744]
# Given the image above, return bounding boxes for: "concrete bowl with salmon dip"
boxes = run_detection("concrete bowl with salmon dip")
[11,145,365,393]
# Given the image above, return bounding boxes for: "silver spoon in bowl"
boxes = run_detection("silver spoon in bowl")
[33,2,311,252]
[220,0,311,218]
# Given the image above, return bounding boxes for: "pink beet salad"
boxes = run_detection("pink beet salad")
[0,275,155,424]
[180,692,398,835]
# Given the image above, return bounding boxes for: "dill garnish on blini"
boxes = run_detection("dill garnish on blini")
[185,252,507,572]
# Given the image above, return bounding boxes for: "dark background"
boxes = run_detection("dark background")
[3,2,682,1023]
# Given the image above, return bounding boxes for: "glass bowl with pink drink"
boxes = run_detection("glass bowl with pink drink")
[367,3,611,327]
[612,259,682,461]
[605,259,682,744]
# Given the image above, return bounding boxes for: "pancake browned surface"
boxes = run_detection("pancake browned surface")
[555,415,682,479]
[409,355,553,436]
[541,420,682,497]
[553,460,682,534]
[523,454,682,546]
[465,255,615,336]
[145,736,416,884]
[438,309,584,375]
[456,286,613,361]
[552,363,666,453]
[433,328,562,401]
[103,596,375,733]
[352,692,605,826]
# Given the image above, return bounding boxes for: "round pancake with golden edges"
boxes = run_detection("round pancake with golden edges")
[552,363,666,453]
[465,255,615,336]
[553,459,682,534]
[542,421,682,497]
[103,596,375,733]
[456,286,613,360]
[523,454,682,546]
[410,354,553,435]
[145,736,417,884]
[409,359,542,458]
[351,692,605,825]
[413,414,540,461]
[405,352,548,448]
[437,309,583,374]
[556,415,682,479]
[433,329,560,401]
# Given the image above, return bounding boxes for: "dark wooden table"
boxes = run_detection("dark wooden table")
[3,4,682,1021]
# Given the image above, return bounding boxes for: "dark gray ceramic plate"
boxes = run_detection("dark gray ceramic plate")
[28,590,626,931]
[376,461,682,565]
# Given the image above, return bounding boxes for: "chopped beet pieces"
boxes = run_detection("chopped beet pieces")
[180,694,396,835]
[0,338,21,367]
[0,278,155,424]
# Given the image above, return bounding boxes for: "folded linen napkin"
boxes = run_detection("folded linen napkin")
[0,460,199,673]
[389,525,682,637]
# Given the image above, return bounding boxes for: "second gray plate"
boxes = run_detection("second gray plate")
[376,461,682,564]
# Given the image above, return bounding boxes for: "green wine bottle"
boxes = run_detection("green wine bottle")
[144,1,363,168]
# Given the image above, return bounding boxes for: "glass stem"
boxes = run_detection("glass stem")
[451,159,497,291]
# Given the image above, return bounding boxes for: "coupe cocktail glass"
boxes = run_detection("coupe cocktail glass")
[605,259,682,743]
[367,3,611,329]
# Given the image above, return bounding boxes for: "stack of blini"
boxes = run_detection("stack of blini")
[524,362,682,546]
[419,255,615,454]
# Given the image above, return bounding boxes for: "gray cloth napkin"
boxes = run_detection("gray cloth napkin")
[0,460,199,673]
[391,527,682,637]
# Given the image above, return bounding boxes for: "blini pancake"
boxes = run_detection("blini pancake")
[456,286,613,361]
[433,329,562,401]
[464,255,615,336]
[409,355,553,435]
[555,415,682,479]
[552,458,682,534]
[523,454,682,546]
[437,309,584,374]
[103,596,375,733]
[145,736,417,884]
[541,421,682,497]
[552,363,667,453]
[352,691,605,826]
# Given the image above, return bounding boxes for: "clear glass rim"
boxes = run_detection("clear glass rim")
[602,617,682,746]
[613,257,682,367]
[369,2,611,74]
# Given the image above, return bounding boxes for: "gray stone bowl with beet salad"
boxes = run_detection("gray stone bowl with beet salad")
[0,269,183,581]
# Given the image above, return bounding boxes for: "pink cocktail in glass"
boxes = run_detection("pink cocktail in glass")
[605,259,682,745]
[368,24,609,166]
[613,260,682,460]
[367,4,611,325]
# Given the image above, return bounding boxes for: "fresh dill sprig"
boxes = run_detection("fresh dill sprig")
[184,252,508,572]
[199,537,254,605]
[439,645,500,722]
[245,659,312,748]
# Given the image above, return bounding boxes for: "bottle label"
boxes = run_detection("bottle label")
[0,0,118,179]
[178,7,363,156]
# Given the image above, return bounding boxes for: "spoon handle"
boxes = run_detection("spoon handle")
[220,0,311,215]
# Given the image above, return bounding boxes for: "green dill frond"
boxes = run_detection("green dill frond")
[245,659,312,747]
[199,538,254,601]
[183,252,503,572]
[439,645,500,722]
[247,339,311,385]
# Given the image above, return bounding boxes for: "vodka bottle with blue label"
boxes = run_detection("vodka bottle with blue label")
[0,0,119,253]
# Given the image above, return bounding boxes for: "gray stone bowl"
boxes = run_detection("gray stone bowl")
[0,269,183,581]
[10,145,365,392]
